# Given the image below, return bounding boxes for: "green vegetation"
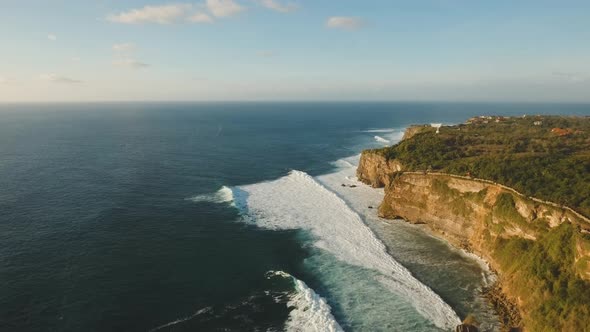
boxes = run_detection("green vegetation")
[494,223,590,331]
[373,115,590,217]
[367,115,590,330]
[431,178,473,217]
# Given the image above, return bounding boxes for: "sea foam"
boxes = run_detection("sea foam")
[187,186,234,204]
[373,135,391,144]
[364,128,396,133]
[267,271,344,332]
[233,170,461,330]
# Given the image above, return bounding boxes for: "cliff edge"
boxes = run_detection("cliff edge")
[358,116,590,331]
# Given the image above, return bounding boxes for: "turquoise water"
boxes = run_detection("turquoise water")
[1,102,588,331]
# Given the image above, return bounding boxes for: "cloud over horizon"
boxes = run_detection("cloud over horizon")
[206,0,244,18]
[107,1,244,24]
[112,59,150,68]
[112,43,136,52]
[107,4,192,24]
[259,0,298,13]
[189,12,214,23]
[112,42,149,69]
[326,16,364,30]
[39,74,82,84]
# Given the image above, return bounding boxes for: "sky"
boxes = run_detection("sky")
[1,0,590,102]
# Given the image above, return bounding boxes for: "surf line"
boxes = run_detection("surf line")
[232,170,461,330]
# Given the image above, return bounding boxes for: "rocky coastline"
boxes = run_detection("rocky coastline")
[356,125,590,331]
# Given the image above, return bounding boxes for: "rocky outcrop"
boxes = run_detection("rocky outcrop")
[356,151,402,188]
[455,324,479,332]
[376,173,589,263]
[357,147,590,331]
[401,125,430,140]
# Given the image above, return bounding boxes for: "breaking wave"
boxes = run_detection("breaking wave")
[187,186,234,204]
[232,170,461,330]
[363,128,396,133]
[374,135,391,144]
[267,271,343,332]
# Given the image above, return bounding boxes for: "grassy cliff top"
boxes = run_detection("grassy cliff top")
[372,115,590,217]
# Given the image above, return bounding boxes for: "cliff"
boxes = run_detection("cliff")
[356,151,402,188]
[357,121,590,331]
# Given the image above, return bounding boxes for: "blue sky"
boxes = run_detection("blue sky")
[1,0,589,102]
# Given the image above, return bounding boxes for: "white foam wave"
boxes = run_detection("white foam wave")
[373,135,390,144]
[267,271,344,332]
[233,171,461,330]
[386,131,405,144]
[364,128,396,133]
[331,159,354,169]
[187,186,234,204]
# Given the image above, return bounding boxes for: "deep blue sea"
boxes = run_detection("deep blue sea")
[1,102,589,332]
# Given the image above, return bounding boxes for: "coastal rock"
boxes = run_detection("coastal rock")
[454,324,479,332]
[370,171,590,276]
[401,125,430,140]
[356,151,402,187]
[357,118,590,331]
[357,147,590,331]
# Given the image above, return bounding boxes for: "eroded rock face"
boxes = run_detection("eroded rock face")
[401,125,430,140]
[358,149,590,330]
[455,324,479,332]
[356,151,402,188]
[374,171,589,273]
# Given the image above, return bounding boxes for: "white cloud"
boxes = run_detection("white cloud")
[0,76,7,84]
[113,59,150,69]
[188,12,214,23]
[113,43,136,52]
[107,4,192,24]
[48,34,57,41]
[112,42,148,69]
[39,74,82,84]
[326,16,364,30]
[259,0,297,13]
[206,0,244,18]
[71,57,81,62]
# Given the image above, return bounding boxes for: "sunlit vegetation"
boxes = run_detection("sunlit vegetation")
[494,223,590,331]
[372,116,590,217]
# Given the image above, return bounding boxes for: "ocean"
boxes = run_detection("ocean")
[1,102,589,332]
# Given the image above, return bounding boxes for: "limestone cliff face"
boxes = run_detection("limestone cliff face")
[401,125,430,140]
[357,148,590,330]
[356,151,402,188]
[376,172,589,271]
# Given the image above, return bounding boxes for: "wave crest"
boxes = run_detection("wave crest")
[187,186,234,204]
[233,170,461,329]
[374,135,391,144]
[268,271,344,332]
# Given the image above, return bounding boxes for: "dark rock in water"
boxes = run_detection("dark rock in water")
[349,185,357,188]
[455,324,479,332]
[368,206,373,209]
[341,184,346,187]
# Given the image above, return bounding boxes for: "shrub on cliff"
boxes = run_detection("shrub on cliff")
[375,116,590,217]
[494,223,590,331]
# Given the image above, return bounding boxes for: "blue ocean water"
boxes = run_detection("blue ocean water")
[1,102,589,331]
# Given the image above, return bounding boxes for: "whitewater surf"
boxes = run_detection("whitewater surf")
[232,170,461,330]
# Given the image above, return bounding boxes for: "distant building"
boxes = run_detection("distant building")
[534,121,543,126]
[431,123,442,134]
